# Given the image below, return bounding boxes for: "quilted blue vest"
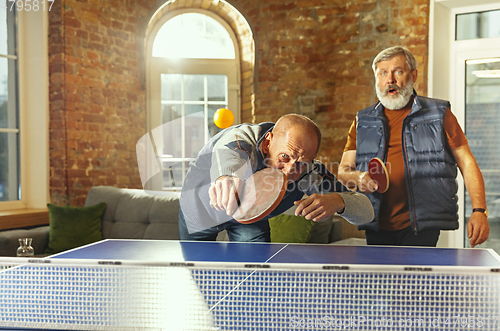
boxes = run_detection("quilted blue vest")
[356,92,459,233]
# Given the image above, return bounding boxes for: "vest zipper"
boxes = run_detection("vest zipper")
[378,116,388,231]
[402,124,418,235]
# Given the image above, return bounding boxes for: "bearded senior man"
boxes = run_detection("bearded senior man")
[338,46,489,247]
[179,114,374,242]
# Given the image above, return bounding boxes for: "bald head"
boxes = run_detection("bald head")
[273,114,321,153]
[261,114,321,182]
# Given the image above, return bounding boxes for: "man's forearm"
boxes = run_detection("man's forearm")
[453,145,487,209]
[463,163,487,209]
[337,167,363,190]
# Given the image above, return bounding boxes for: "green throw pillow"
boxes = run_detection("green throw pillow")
[269,214,315,243]
[45,203,107,254]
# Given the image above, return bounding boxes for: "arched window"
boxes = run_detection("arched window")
[152,13,235,59]
[143,10,240,192]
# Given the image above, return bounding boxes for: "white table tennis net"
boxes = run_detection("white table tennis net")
[0,258,499,330]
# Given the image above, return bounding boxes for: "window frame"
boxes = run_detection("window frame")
[430,0,500,248]
[0,9,49,212]
[145,9,241,192]
[0,6,20,207]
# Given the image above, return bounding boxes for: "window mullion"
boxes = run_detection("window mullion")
[204,75,209,143]
[0,54,17,60]
[180,74,186,187]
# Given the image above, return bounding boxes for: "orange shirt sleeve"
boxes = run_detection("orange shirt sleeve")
[444,108,468,149]
[344,118,357,152]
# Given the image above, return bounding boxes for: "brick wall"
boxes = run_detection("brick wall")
[49,0,429,205]
[49,0,151,205]
[251,0,429,172]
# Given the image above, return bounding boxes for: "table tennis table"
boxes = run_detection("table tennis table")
[1,239,500,330]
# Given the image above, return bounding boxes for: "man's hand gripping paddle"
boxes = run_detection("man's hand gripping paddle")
[232,167,287,224]
[368,157,389,193]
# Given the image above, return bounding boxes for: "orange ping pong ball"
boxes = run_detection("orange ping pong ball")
[213,108,234,129]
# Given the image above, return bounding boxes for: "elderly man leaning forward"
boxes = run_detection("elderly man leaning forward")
[338,46,489,248]
[179,114,374,242]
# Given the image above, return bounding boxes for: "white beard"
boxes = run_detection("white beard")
[376,79,414,110]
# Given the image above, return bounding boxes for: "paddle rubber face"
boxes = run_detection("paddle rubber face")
[368,157,389,193]
[232,167,287,224]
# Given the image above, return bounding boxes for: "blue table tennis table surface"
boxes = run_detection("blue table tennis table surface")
[50,239,500,267]
[2,240,500,331]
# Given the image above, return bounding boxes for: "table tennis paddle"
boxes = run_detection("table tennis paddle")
[368,157,389,193]
[232,167,287,224]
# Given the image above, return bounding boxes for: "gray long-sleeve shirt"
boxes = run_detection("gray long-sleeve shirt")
[180,122,373,234]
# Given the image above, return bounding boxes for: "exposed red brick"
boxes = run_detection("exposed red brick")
[49,0,429,207]
[65,17,82,28]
